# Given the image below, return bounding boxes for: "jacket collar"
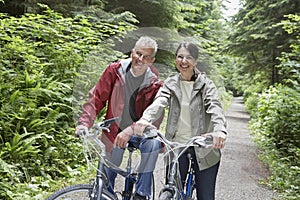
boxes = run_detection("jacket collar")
[119,58,155,89]
[120,58,132,74]
[165,70,207,92]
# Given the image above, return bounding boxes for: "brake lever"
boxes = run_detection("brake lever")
[194,136,213,148]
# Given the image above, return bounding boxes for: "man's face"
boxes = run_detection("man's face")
[131,47,155,77]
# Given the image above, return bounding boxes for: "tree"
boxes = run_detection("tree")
[228,0,300,90]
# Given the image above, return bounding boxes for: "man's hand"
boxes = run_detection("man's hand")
[75,125,88,137]
[114,126,132,148]
[204,131,226,149]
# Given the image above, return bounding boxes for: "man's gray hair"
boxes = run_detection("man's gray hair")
[134,36,158,57]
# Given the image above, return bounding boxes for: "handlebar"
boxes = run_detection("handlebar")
[143,126,213,148]
[93,117,121,130]
[77,117,121,136]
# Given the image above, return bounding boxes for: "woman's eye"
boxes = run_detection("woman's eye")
[186,56,193,60]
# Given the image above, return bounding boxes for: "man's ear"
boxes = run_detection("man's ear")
[151,57,156,63]
[130,50,133,58]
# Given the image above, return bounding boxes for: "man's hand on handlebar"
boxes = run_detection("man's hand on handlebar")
[204,131,226,149]
[114,126,132,148]
[75,125,89,137]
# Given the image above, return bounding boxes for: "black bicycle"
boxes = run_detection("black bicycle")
[46,117,155,200]
[145,129,213,200]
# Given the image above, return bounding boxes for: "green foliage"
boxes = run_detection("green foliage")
[228,0,300,92]
[276,14,300,89]
[244,93,259,116]
[250,84,300,199]
[0,4,134,199]
[243,72,270,115]
[104,0,180,28]
[238,11,300,199]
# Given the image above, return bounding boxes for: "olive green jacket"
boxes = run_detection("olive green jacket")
[142,71,227,170]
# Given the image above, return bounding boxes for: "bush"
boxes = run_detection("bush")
[244,93,259,117]
[0,5,134,199]
[250,84,300,199]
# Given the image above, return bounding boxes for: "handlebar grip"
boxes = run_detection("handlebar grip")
[77,129,87,136]
[204,135,213,146]
[103,117,120,126]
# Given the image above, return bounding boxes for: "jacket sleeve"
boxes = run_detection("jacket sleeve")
[78,64,117,128]
[203,79,227,134]
[142,84,170,124]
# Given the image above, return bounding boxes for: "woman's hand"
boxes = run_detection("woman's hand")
[205,131,226,149]
[134,118,152,136]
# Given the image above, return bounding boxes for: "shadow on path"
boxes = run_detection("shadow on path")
[215,97,277,200]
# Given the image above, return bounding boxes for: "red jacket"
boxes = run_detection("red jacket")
[78,58,163,150]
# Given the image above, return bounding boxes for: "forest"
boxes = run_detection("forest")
[0,0,299,199]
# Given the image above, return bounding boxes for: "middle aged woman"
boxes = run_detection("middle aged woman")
[134,42,227,200]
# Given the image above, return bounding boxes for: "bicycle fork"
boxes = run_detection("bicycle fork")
[184,153,194,199]
[95,160,106,200]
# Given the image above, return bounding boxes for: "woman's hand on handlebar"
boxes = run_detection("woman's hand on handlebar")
[134,118,153,136]
[204,131,226,149]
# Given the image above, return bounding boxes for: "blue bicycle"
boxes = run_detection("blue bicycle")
[147,129,212,200]
[46,117,155,200]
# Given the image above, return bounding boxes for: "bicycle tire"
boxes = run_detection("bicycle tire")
[46,184,116,200]
[150,174,155,200]
[158,191,173,200]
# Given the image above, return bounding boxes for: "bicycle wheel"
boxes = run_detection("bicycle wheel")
[46,184,116,200]
[150,174,155,200]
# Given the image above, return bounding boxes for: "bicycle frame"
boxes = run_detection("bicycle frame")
[91,145,137,200]
[159,147,195,200]
[82,117,140,200]
[46,118,156,200]
[152,130,212,200]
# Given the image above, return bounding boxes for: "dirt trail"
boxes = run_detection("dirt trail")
[215,97,277,200]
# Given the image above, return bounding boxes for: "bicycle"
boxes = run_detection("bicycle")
[144,128,213,200]
[46,117,155,200]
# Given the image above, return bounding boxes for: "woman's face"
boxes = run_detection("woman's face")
[175,47,197,81]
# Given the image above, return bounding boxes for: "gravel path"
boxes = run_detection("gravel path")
[215,97,277,200]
